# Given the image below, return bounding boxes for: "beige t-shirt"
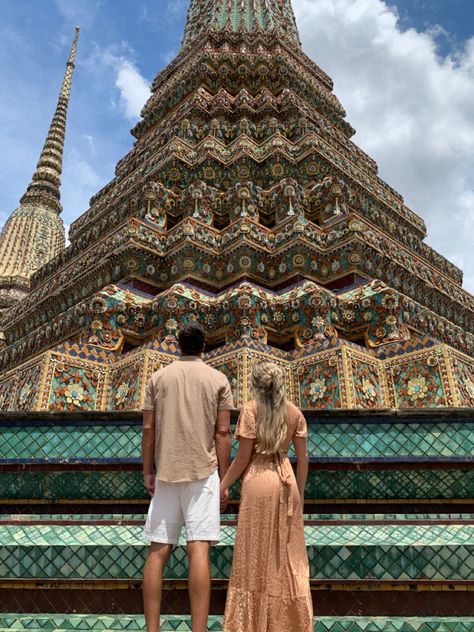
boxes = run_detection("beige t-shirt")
[143,356,234,482]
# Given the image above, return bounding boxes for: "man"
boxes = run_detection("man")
[142,321,233,632]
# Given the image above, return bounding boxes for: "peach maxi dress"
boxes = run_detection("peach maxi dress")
[224,401,313,632]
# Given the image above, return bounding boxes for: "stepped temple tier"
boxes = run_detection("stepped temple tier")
[0,1,473,414]
[1,1,474,626]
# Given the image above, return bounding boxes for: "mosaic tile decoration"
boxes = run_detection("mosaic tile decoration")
[0,469,472,502]
[1,513,473,523]
[1,416,473,462]
[0,522,472,581]
[1,615,474,632]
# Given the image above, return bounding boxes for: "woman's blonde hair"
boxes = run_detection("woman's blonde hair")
[250,361,287,455]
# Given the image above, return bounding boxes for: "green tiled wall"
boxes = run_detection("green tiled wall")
[0,523,472,581]
[0,469,472,502]
[1,419,473,461]
[1,615,474,632]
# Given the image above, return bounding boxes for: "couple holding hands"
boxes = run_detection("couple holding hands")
[142,322,312,632]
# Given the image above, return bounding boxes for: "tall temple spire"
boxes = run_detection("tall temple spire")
[0,27,80,318]
[181,0,301,49]
[20,25,80,213]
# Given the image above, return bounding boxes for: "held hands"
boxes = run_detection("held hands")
[220,482,229,513]
[143,473,155,497]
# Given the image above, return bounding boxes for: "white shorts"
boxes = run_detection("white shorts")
[143,470,220,545]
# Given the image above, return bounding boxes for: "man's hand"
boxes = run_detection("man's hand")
[144,473,156,497]
[220,484,229,513]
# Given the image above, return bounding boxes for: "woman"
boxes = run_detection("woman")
[220,361,313,632]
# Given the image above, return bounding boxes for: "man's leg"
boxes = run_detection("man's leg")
[187,540,211,632]
[143,542,173,632]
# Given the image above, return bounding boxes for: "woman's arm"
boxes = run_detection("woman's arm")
[293,435,308,507]
[219,437,254,492]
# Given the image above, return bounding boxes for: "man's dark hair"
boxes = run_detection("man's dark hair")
[178,321,206,355]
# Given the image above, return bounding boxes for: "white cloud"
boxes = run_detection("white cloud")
[115,59,151,120]
[54,0,104,27]
[83,134,96,154]
[294,0,474,295]
[83,43,151,121]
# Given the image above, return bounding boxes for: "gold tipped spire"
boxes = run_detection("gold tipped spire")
[20,26,80,214]
[0,27,80,314]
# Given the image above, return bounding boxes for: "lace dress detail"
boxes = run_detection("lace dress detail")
[223,402,313,632]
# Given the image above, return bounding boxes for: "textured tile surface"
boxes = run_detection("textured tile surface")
[1,468,472,502]
[1,418,473,462]
[0,522,473,581]
[1,615,474,632]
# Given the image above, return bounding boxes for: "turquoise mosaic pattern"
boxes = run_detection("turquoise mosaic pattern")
[1,418,473,462]
[0,423,140,462]
[49,366,100,413]
[0,522,472,581]
[1,615,474,632]
[0,469,472,501]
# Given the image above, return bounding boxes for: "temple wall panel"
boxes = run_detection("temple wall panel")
[293,349,345,410]
[0,340,472,413]
[40,353,108,412]
[343,347,387,409]
[0,355,48,412]
[108,348,176,411]
[385,347,451,409]
[446,349,474,408]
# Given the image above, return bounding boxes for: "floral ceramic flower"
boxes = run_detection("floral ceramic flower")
[115,383,130,407]
[407,377,429,401]
[165,318,178,332]
[64,383,86,407]
[309,379,327,400]
[361,378,377,402]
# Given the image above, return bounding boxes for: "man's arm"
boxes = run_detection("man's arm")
[215,409,232,510]
[215,409,232,479]
[142,410,156,497]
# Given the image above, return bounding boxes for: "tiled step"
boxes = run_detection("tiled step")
[1,412,473,512]
[0,515,473,616]
[2,412,473,462]
[1,615,474,632]
[1,519,473,583]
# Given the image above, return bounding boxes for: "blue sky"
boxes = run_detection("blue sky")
[0,0,473,293]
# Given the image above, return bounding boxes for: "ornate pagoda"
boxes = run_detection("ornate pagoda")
[0,0,473,413]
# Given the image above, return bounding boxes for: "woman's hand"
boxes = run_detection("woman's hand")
[220,483,229,513]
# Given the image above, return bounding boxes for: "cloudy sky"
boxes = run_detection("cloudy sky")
[0,0,473,294]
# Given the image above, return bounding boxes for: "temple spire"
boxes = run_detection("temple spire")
[20,26,80,214]
[0,27,79,316]
[181,0,301,50]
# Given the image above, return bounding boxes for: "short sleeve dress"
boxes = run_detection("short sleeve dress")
[223,400,313,632]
